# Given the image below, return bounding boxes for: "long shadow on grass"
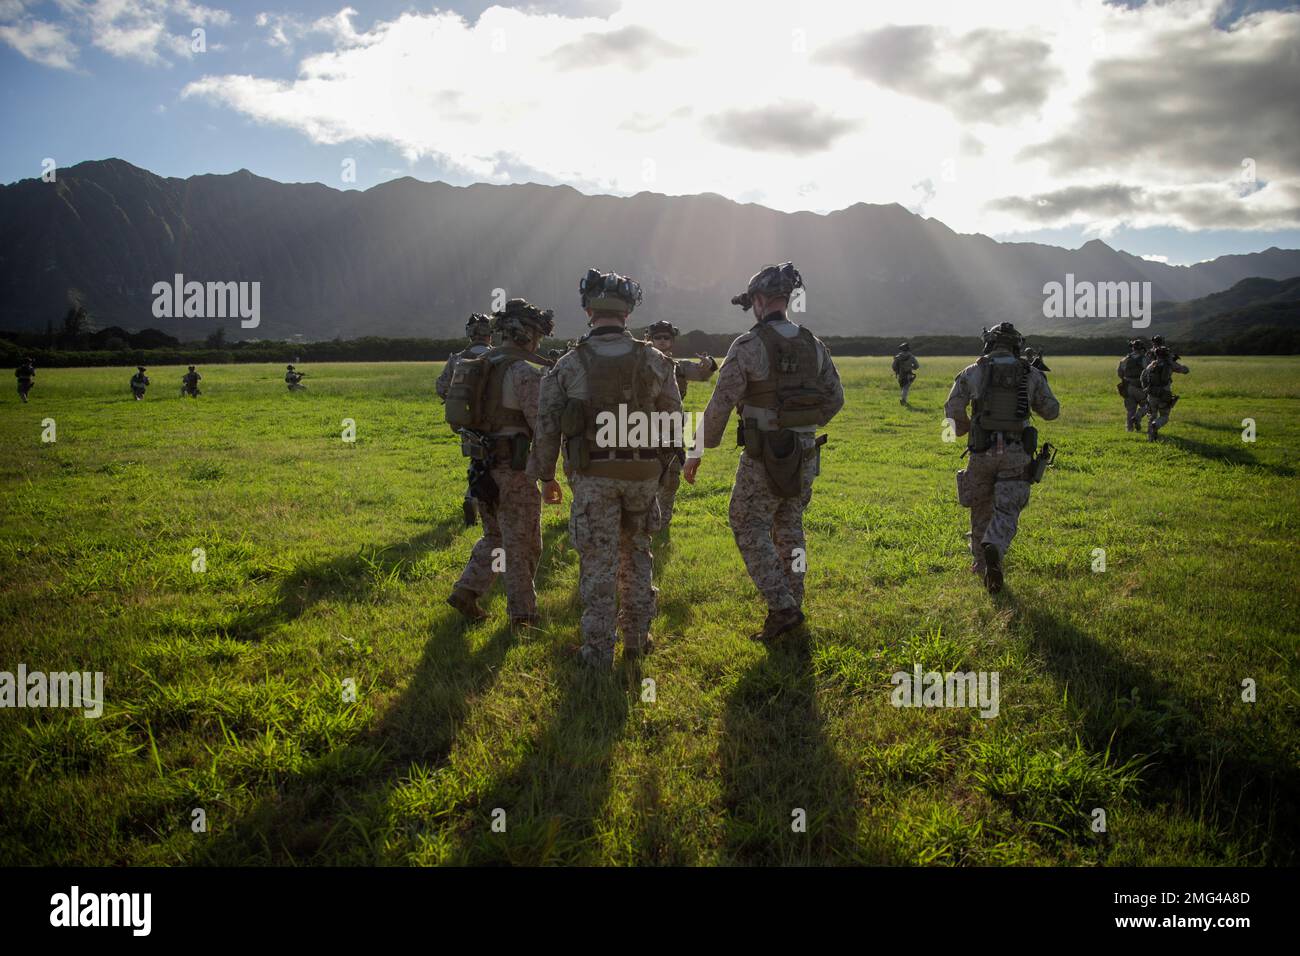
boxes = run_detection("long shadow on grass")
[719,638,864,864]
[1161,434,1295,478]
[194,523,571,864]
[1018,602,1300,864]
[445,662,632,864]
[224,513,468,641]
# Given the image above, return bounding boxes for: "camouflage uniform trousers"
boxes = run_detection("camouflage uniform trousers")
[569,473,660,666]
[655,452,685,528]
[454,466,541,619]
[1123,381,1147,427]
[965,444,1031,572]
[728,448,819,613]
[899,376,914,403]
[1146,389,1175,433]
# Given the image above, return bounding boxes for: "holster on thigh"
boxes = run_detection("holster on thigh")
[761,428,805,498]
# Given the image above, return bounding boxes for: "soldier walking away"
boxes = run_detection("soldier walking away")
[130,366,150,400]
[445,299,556,632]
[285,364,308,392]
[1140,343,1189,442]
[436,313,494,401]
[1116,338,1149,431]
[682,262,844,643]
[892,342,919,405]
[945,323,1060,594]
[645,319,718,530]
[181,366,202,398]
[15,357,35,403]
[527,269,682,668]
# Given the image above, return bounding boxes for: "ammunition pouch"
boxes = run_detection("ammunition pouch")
[1116,380,1128,397]
[509,433,530,471]
[956,468,973,508]
[560,397,586,437]
[1027,443,1056,484]
[760,428,805,498]
[742,417,763,459]
[1022,425,1038,460]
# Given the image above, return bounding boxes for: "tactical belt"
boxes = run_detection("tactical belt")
[588,449,659,461]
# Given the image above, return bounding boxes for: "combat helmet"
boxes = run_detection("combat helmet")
[493,298,555,344]
[1152,345,1171,360]
[1129,338,1147,351]
[898,342,911,351]
[465,312,493,339]
[286,364,295,370]
[731,261,803,312]
[646,320,680,340]
[187,365,196,371]
[580,269,642,316]
[981,322,1023,354]
[1150,335,1166,348]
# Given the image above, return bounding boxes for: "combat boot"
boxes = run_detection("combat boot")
[750,606,806,643]
[981,542,1003,594]
[447,586,487,621]
[1147,422,1157,442]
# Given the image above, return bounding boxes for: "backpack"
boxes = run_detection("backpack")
[445,348,529,432]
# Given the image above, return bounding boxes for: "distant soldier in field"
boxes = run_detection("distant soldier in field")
[892,342,919,405]
[15,357,35,403]
[682,262,844,643]
[285,364,307,391]
[528,270,682,668]
[1116,338,1149,431]
[436,313,494,401]
[945,322,1060,594]
[446,299,556,632]
[130,366,150,400]
[645,319,718,530]
[1140,344,1189,441]
[180,365,202,398]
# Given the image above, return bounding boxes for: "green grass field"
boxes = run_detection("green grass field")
[1,356,1297,866]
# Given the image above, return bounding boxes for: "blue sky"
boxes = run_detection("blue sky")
[2,0,1297,266]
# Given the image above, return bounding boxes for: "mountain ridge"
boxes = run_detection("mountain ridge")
[2,158,1298,340]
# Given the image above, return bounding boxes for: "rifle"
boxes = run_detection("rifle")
[1027,442,1057,484]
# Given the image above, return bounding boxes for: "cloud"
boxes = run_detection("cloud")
[1022,6,1300,182]
[547,23,686,70]
[0,17,78,69]
[0,0,234,67]
[170,0,1299,235]
[987,180,1300,231]
[704,102,858,155]
[824,24,1061,122]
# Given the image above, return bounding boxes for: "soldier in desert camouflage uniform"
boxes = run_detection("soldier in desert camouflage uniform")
[447,300,558,631]
[1140,341,1189,442]
[892,342,919,405]
[436,313,494,401]
[1116,338,1149,432]
[945,322,1060,594]
[645,319,717,530]
[682,262,844,643]
[528,270,682,668]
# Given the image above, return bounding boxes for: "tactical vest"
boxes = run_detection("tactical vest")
[1146,361,1173,390]
[569,337,661,480]
[972,353,1029,435]
[1122,352,1145,379]
[743,322,828,429]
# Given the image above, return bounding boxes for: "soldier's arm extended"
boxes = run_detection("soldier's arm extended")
[434,355,456,400]
[817,344,845,425]
[944,373,974,436]
[525,369,565,483]
[1172,360,1189,374]
[677,356,716,383]
[1030,368,1061,421]
[695,341,751,452]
